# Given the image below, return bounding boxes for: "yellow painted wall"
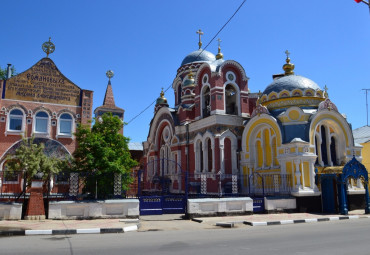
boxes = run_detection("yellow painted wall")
[361,142,370,190]
[303,162,310,188]
[273,137,278,165]
[286,161,293,186]
[264,129,272,166]
[257,140,263,168]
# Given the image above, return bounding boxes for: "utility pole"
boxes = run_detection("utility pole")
[363,89,370,126]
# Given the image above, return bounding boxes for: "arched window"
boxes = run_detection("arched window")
[202,86,211,117]
[320,126,328,165]
[59,113,73,136]
[225,84,237,115]
[207,139,212,172]
[224,138,232,175]
[314,123,342,167]
[194,138,203,173]
[253,127,276,169]
[330,137,338,166]
[160,145,170,175]
[35,111,49,134]
[200,141,204,171]
[8,109,24,132]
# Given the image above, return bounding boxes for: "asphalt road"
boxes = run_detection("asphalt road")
[1,219,370,255]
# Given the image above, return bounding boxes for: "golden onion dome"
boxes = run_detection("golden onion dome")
[183,70,195,87]
[156,88,168,105]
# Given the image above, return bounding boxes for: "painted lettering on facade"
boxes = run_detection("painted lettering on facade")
[4,59,81,106]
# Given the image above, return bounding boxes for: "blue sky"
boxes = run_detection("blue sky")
[2,0,370,143]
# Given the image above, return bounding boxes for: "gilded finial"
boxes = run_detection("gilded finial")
[42,37,55,58]
[196,29,204,49]
[216,38,224,60]
[324,85,329,98]
[106,70,114,81]
[156,87,168,106]
[283,50,295,75]
[188,69,194,79]
[256,90,262,106]
[285,50,290,58]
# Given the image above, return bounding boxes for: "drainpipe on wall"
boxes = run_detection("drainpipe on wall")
[6,64,12,79]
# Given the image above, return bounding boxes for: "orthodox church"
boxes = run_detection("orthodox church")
[143,32,255,194]
[143,32,365,212]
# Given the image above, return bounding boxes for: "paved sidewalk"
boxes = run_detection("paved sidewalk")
[0,210,369,236]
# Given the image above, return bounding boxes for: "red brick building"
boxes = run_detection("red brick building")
[0,43,93,197]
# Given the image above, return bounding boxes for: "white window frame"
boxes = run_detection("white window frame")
[57,113,74,139]
[33,111,50,137]
[6,108,25,135]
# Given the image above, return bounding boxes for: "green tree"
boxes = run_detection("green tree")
[0,65,17,80]
[73,113,137,199]
[5,137,67,187]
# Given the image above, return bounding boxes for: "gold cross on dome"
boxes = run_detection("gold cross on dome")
[196,29,204,49]
[324,85,329,98]
[285,50,290,58]
[217,38,222,47]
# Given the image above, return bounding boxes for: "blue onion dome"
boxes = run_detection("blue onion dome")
[263,75,321,95]
[181,49,216,66]
[259,52,326,111]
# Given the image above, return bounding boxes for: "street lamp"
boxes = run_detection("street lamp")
[354,0,370,12]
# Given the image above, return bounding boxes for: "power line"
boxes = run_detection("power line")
[196,0,247,58]
[126,0,247,125]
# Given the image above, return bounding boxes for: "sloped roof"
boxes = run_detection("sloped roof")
[128,142,143,151]
[353,126,370,144]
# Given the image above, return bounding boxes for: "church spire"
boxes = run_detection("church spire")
[103,70,116,107]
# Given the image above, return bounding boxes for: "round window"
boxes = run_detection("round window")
[203,75,208,84]
[227,73,234,81]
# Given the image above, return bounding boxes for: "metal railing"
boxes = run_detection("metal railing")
[139,171,292,198]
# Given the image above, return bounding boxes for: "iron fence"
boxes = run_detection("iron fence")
[0,171,25,201]
[139,171,292,198]
[0,171,131,201]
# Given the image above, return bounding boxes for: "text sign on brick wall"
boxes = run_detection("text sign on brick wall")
[5,58,81,106]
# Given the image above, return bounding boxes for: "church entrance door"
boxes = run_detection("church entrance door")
[320,175,338,214]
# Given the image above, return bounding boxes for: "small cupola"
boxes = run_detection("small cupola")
[156,88,168,106]
[283,50,295,76]
[215,38,224,60]
[183,70,195,88]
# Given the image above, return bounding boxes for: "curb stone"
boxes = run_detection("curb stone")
[0,225,139,236]
[243,215,368,226]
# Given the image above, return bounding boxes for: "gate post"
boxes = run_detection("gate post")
[365,181,370,214]
[185,170,188,199]
[137,169,143,197]
[339,176,348,215]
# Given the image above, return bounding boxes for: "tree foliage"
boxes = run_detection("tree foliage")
[6,137,67,186]
[73,113,137,198]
